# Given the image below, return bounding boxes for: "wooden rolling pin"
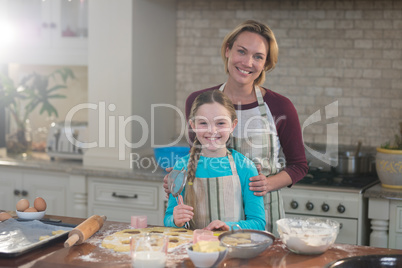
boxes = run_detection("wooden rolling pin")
[64,215,107,248]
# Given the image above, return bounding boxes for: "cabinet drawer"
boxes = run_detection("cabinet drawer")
[90,206,161,225]
[90,181,159,210]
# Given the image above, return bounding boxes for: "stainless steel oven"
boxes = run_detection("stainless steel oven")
[281,170,379,246]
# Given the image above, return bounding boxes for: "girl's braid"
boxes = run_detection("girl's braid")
[184,138,201,229]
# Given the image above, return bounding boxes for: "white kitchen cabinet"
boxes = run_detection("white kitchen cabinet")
[0,170,16,210]
[389,201,402,249]
[0,0,88,65]
[368,198,402,249]
[0,167,73,216]
[88,177,166,225]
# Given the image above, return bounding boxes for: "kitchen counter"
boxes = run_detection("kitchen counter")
[0,152,165,182]
[364,183,402,200]
[1,214,402,268]
[0,153,168,224]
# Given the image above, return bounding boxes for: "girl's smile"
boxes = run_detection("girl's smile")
[190,102,237,157]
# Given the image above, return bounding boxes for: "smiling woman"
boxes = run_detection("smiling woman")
[182,20,308,236]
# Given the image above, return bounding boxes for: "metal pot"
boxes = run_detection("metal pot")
[330,151,374,175]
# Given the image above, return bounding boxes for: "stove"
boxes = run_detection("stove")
[281,169,379,246]
[296,170,379,192]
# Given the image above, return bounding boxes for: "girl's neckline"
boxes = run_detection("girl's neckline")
[199,153,228,159]
[199,150,231,159]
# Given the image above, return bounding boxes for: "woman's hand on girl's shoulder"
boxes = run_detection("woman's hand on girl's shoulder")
[248,164,269,196]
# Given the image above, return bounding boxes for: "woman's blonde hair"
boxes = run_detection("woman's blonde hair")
[221,20,278,86]
[185,90,237,229]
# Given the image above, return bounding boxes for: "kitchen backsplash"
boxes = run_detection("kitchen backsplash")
[175,0,402,148]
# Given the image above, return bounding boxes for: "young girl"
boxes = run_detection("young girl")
[164,90,266,231]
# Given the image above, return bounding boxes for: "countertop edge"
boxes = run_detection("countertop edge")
[0,154,166,182]
[364,183,402,200]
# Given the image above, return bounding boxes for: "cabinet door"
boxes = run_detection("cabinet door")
[389,201,402,250]
[50,0,88,49]
[0,169,21,211]
[0,0,87,65]
[1,0,51,49]
[22,171,70,216]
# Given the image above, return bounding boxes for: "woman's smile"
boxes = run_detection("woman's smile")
[237,67,252,75]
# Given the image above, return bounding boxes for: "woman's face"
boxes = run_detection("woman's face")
[190,102,237,157]
[225,31,268,87]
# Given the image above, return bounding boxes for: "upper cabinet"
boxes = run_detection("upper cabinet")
[0,0,88,65]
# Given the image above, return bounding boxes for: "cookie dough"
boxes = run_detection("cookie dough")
[52,230,68,235]
[101,227,193,253]
[39,235,51,241]
[221,233,252,246]
[38,230,68,241]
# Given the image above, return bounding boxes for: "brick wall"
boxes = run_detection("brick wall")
[176,0,402,148]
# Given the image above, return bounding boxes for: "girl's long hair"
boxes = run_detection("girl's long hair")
[184,90,237,229]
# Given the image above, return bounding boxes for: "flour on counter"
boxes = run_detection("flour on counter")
[78,252,100,262]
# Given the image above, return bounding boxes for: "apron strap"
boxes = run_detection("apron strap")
[219,83,267,118]
[254,86,267,117]
[226,150,238,176]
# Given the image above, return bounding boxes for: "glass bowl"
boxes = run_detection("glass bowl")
[277,217,340,255]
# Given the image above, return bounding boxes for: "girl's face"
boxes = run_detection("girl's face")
[225,31,268,87]
[190,102,237,157]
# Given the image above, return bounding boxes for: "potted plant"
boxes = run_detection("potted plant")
[0,68,75,155]
[376,122,402,188]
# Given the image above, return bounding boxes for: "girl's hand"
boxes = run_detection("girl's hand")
[204,220,229,231]
[249,164,269,196]
[163,167,173,198]
[173,195,193,227]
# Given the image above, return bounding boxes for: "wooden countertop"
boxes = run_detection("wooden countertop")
[1,215,402,268]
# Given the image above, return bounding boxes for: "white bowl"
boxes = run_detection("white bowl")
[277,217,340,255]
[16,210,46,220]
[187,246,228,268]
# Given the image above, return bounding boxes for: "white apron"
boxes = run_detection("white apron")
[219,83,285,236]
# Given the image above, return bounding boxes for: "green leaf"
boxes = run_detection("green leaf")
[1,67,74,122]
[47,94,66,99]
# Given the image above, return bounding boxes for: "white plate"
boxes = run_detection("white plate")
[16,210,46,220]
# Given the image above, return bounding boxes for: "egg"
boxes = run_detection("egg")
[16,199,30,212]
[0,212,12,221]
[34,197,47,211]
[24,207,38,212]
